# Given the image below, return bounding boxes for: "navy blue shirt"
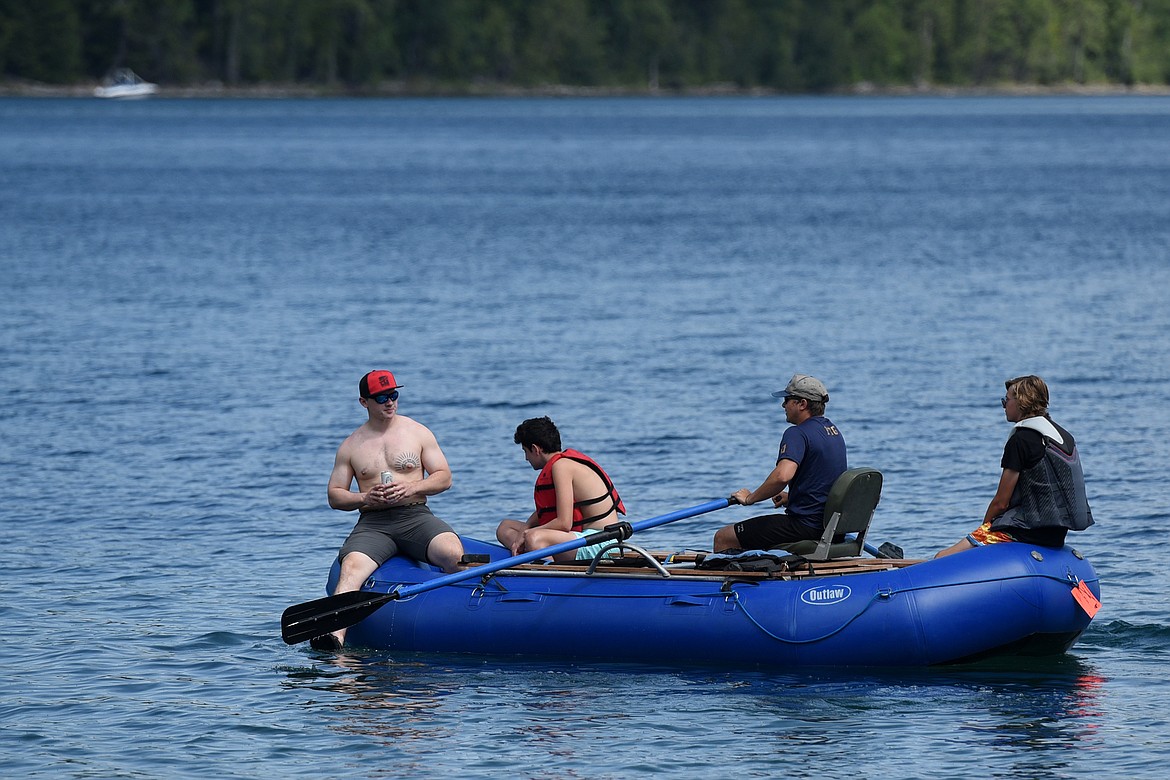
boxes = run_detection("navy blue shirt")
[777,415,848,522]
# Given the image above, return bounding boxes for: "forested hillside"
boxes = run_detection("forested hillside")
[3,0,1169,91]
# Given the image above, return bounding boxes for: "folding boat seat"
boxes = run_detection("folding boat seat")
[778,467,883,561]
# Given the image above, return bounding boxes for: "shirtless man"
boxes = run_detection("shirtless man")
[495,416,626,563]
[315,370,464,650]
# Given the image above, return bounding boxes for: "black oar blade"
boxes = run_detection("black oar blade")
[280,590,396,645]
[281,589,381,624]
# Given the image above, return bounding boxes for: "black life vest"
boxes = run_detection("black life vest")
[991,417,1094,534]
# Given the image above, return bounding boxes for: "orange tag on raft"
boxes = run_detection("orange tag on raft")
[1072,580,1101,618]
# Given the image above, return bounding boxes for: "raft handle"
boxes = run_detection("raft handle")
[585,541,671,578]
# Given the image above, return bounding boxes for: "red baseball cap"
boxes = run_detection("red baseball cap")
[360,370,403,397]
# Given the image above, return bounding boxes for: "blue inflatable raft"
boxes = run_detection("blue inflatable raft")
[324,536,1100,667]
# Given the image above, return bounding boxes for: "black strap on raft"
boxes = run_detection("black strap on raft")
[695,550,809,574]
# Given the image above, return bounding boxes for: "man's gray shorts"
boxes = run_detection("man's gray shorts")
[338,504,455,567]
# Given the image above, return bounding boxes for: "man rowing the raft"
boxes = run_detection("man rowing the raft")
[714,373,847,552]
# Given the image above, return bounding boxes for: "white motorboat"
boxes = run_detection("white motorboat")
[94,69,158,99]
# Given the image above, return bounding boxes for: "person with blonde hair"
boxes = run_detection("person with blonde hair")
[936,375,1093,557]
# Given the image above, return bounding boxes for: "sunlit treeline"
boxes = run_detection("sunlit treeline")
[3,0,1168,89]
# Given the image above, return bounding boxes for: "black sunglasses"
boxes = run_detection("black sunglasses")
[371,390,399,404]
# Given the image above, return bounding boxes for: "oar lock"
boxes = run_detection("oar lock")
[602,520,634,542]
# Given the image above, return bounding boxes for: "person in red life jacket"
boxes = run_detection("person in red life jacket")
[936,375,1093,557]
[496,416,626,562]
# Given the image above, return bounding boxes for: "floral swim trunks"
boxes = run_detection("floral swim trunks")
[966,519,1016,546]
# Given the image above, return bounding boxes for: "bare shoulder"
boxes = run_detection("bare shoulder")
[332,424,365,464]
[551,455,589,479]
[395,414,439,442]
[339,420,376,446]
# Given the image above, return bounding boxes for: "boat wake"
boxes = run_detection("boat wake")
[1079,619,1170,652]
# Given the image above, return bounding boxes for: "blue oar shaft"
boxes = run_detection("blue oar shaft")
[846,534,898,559]
[393,498,731,600]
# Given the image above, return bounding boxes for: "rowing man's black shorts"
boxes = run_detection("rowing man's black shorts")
[732,512,836,550]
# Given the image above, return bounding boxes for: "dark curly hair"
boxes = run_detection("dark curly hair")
[514,416,562,453]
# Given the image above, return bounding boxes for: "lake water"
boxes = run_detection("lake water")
[2,95,1168,778]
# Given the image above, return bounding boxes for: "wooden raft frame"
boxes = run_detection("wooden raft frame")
[468,551,923,581]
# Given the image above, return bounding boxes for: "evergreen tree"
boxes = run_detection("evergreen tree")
[3,0,1169,88]
[0,0,82,81]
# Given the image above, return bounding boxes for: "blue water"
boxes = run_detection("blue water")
[2,95,1169,778]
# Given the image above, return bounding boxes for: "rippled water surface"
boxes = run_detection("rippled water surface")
[2,95,1169,778]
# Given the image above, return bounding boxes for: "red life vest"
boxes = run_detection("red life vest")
[533,448,626,531]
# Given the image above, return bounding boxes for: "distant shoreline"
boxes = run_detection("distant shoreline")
[3,78,1169,99]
